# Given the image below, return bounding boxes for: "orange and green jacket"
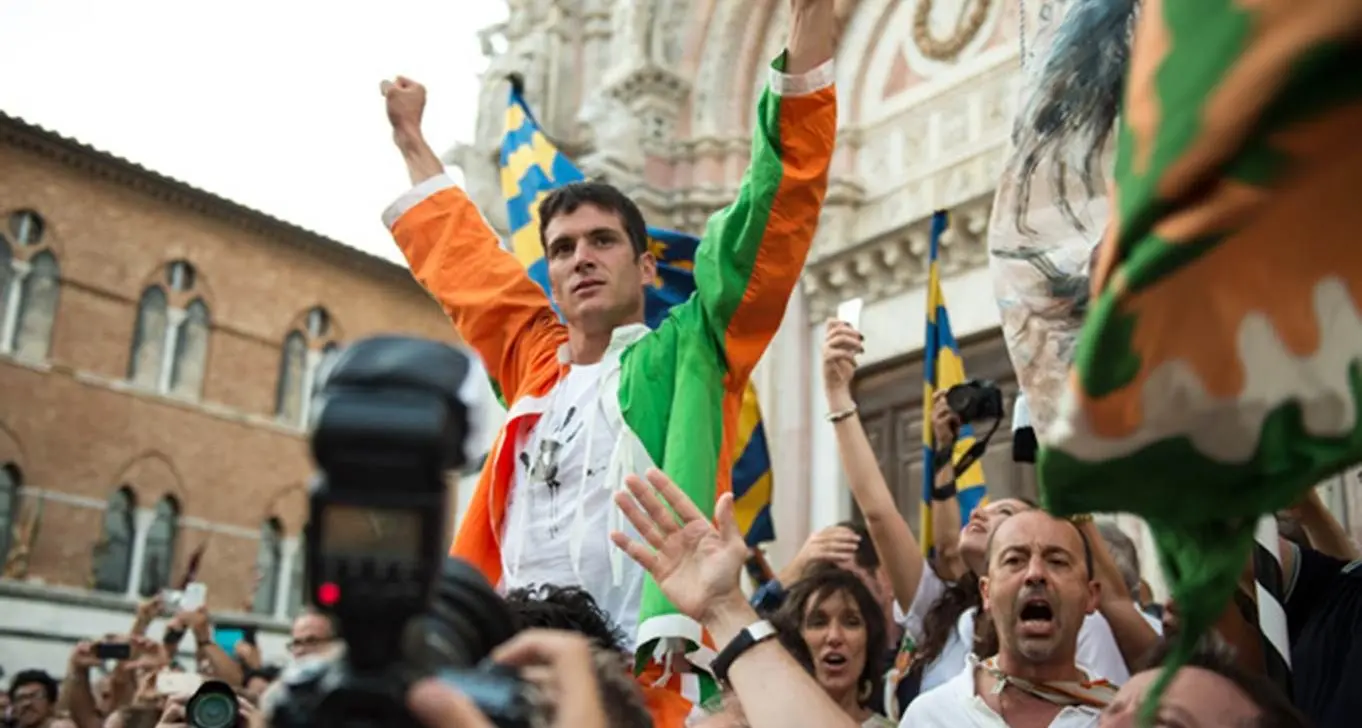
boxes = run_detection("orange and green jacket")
[383,55,837,723]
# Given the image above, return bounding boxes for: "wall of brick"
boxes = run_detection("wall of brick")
[0,134,463,615]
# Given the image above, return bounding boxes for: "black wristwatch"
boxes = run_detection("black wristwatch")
[711,620,777,686]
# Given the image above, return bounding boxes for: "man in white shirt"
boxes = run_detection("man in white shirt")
[901,509,1118,727]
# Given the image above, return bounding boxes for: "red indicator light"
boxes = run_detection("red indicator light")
[318,582,341,606]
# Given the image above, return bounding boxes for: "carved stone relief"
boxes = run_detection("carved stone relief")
[802,192,995,323]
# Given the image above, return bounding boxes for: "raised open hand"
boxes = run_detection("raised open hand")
[610,469,747,622]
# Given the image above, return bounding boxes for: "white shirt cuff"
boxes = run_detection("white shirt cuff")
[382,173,458,229]
[769,57,835,97]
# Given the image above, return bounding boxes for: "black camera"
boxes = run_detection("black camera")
[944,379,1005,423]
[267,336,539,728]
[186,680,240,728]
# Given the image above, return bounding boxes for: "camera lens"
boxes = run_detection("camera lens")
[187,689,238,728]
[417,558,518,670]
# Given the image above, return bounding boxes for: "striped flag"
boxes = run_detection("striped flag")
[498,75,775,547]
[920,211,989,556]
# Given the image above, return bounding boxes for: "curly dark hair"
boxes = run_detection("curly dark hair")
[503,584,628,653]
[772,562,886,708]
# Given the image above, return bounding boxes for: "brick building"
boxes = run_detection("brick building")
[0,112,472,675]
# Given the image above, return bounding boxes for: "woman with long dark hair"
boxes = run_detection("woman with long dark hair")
[772,563,895,728]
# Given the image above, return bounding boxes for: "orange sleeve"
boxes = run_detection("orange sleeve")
[384,175,566,402]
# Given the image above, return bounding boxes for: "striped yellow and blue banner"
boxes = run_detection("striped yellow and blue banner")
[500,76,775,545]
[920,210,989,557]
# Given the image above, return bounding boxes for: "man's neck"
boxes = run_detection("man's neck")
[995,651,1084,684]
[566,316,643,365]
[568,328,610,365]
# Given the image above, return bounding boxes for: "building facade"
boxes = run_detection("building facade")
[0,112,462,676]
[452,0,1362,590]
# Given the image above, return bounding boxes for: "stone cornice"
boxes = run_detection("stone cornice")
[801,192,995,323]
[0,113,418,291]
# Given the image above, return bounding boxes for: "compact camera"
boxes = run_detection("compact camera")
[267,336,539,728]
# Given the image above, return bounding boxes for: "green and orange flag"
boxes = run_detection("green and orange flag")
[1038,0,1362,712]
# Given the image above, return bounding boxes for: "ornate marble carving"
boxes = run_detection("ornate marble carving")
[802,193,996,323]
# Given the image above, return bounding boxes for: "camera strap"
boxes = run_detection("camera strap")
[951,414,1004,474]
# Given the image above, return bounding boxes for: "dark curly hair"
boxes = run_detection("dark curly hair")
[772,562,886,707]
[503,584,628,653]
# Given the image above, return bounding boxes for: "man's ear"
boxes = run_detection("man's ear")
[979,576,992,612]
[1084,579,1101,616]
[638,250,657,282]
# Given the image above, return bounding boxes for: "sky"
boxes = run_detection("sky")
[0,0,509,263]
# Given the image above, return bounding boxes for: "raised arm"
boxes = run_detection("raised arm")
[694,0,838,387]
[380,77,565,402]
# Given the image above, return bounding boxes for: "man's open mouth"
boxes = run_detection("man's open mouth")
[1018,598,1055,634]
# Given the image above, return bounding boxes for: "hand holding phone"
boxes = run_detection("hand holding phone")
[180,582,207,612]
[93,642,132,661]
[836,297,864,330]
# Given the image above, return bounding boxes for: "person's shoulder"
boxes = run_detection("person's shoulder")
[899,670,970,724]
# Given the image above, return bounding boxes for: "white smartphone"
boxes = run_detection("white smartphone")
[155,670,203,696]
[180,582,207,612]
[836,297,864,329]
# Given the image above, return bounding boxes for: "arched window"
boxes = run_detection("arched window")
[0,242,13,345]
[12,251,60,360]
[170,298,210,398]
[10,210,45,246]
[128,261,211,398]
[138,496,180,597]
[129,287,168,388]
[275,332,307,423]
[0,464,18,570]
[276,307,340,427]
[93,487,136,593]
[287,532,307,617]
[1,210,60,360]
[252,518,283,615]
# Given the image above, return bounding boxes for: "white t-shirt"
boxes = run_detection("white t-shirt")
[899,663,1101,728]
[897,567,1130,694]
[499,363,647,640]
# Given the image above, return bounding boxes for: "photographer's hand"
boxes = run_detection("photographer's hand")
[492,630,607,728]
[406,679,495,728]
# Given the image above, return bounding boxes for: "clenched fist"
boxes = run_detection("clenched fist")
[380,76,427,139]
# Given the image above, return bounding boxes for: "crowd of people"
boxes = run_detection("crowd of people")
[8,0,1362,726]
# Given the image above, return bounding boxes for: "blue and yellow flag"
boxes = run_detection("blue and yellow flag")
[499,76,775,545]
[920,211,988,557]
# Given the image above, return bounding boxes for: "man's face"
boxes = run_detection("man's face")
[1099,666,1261,727]
[10,682,52,728]
[959,498,1034,566]
[980,510,1097,666]
[289,613,335,659]
[544,204,654,333]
